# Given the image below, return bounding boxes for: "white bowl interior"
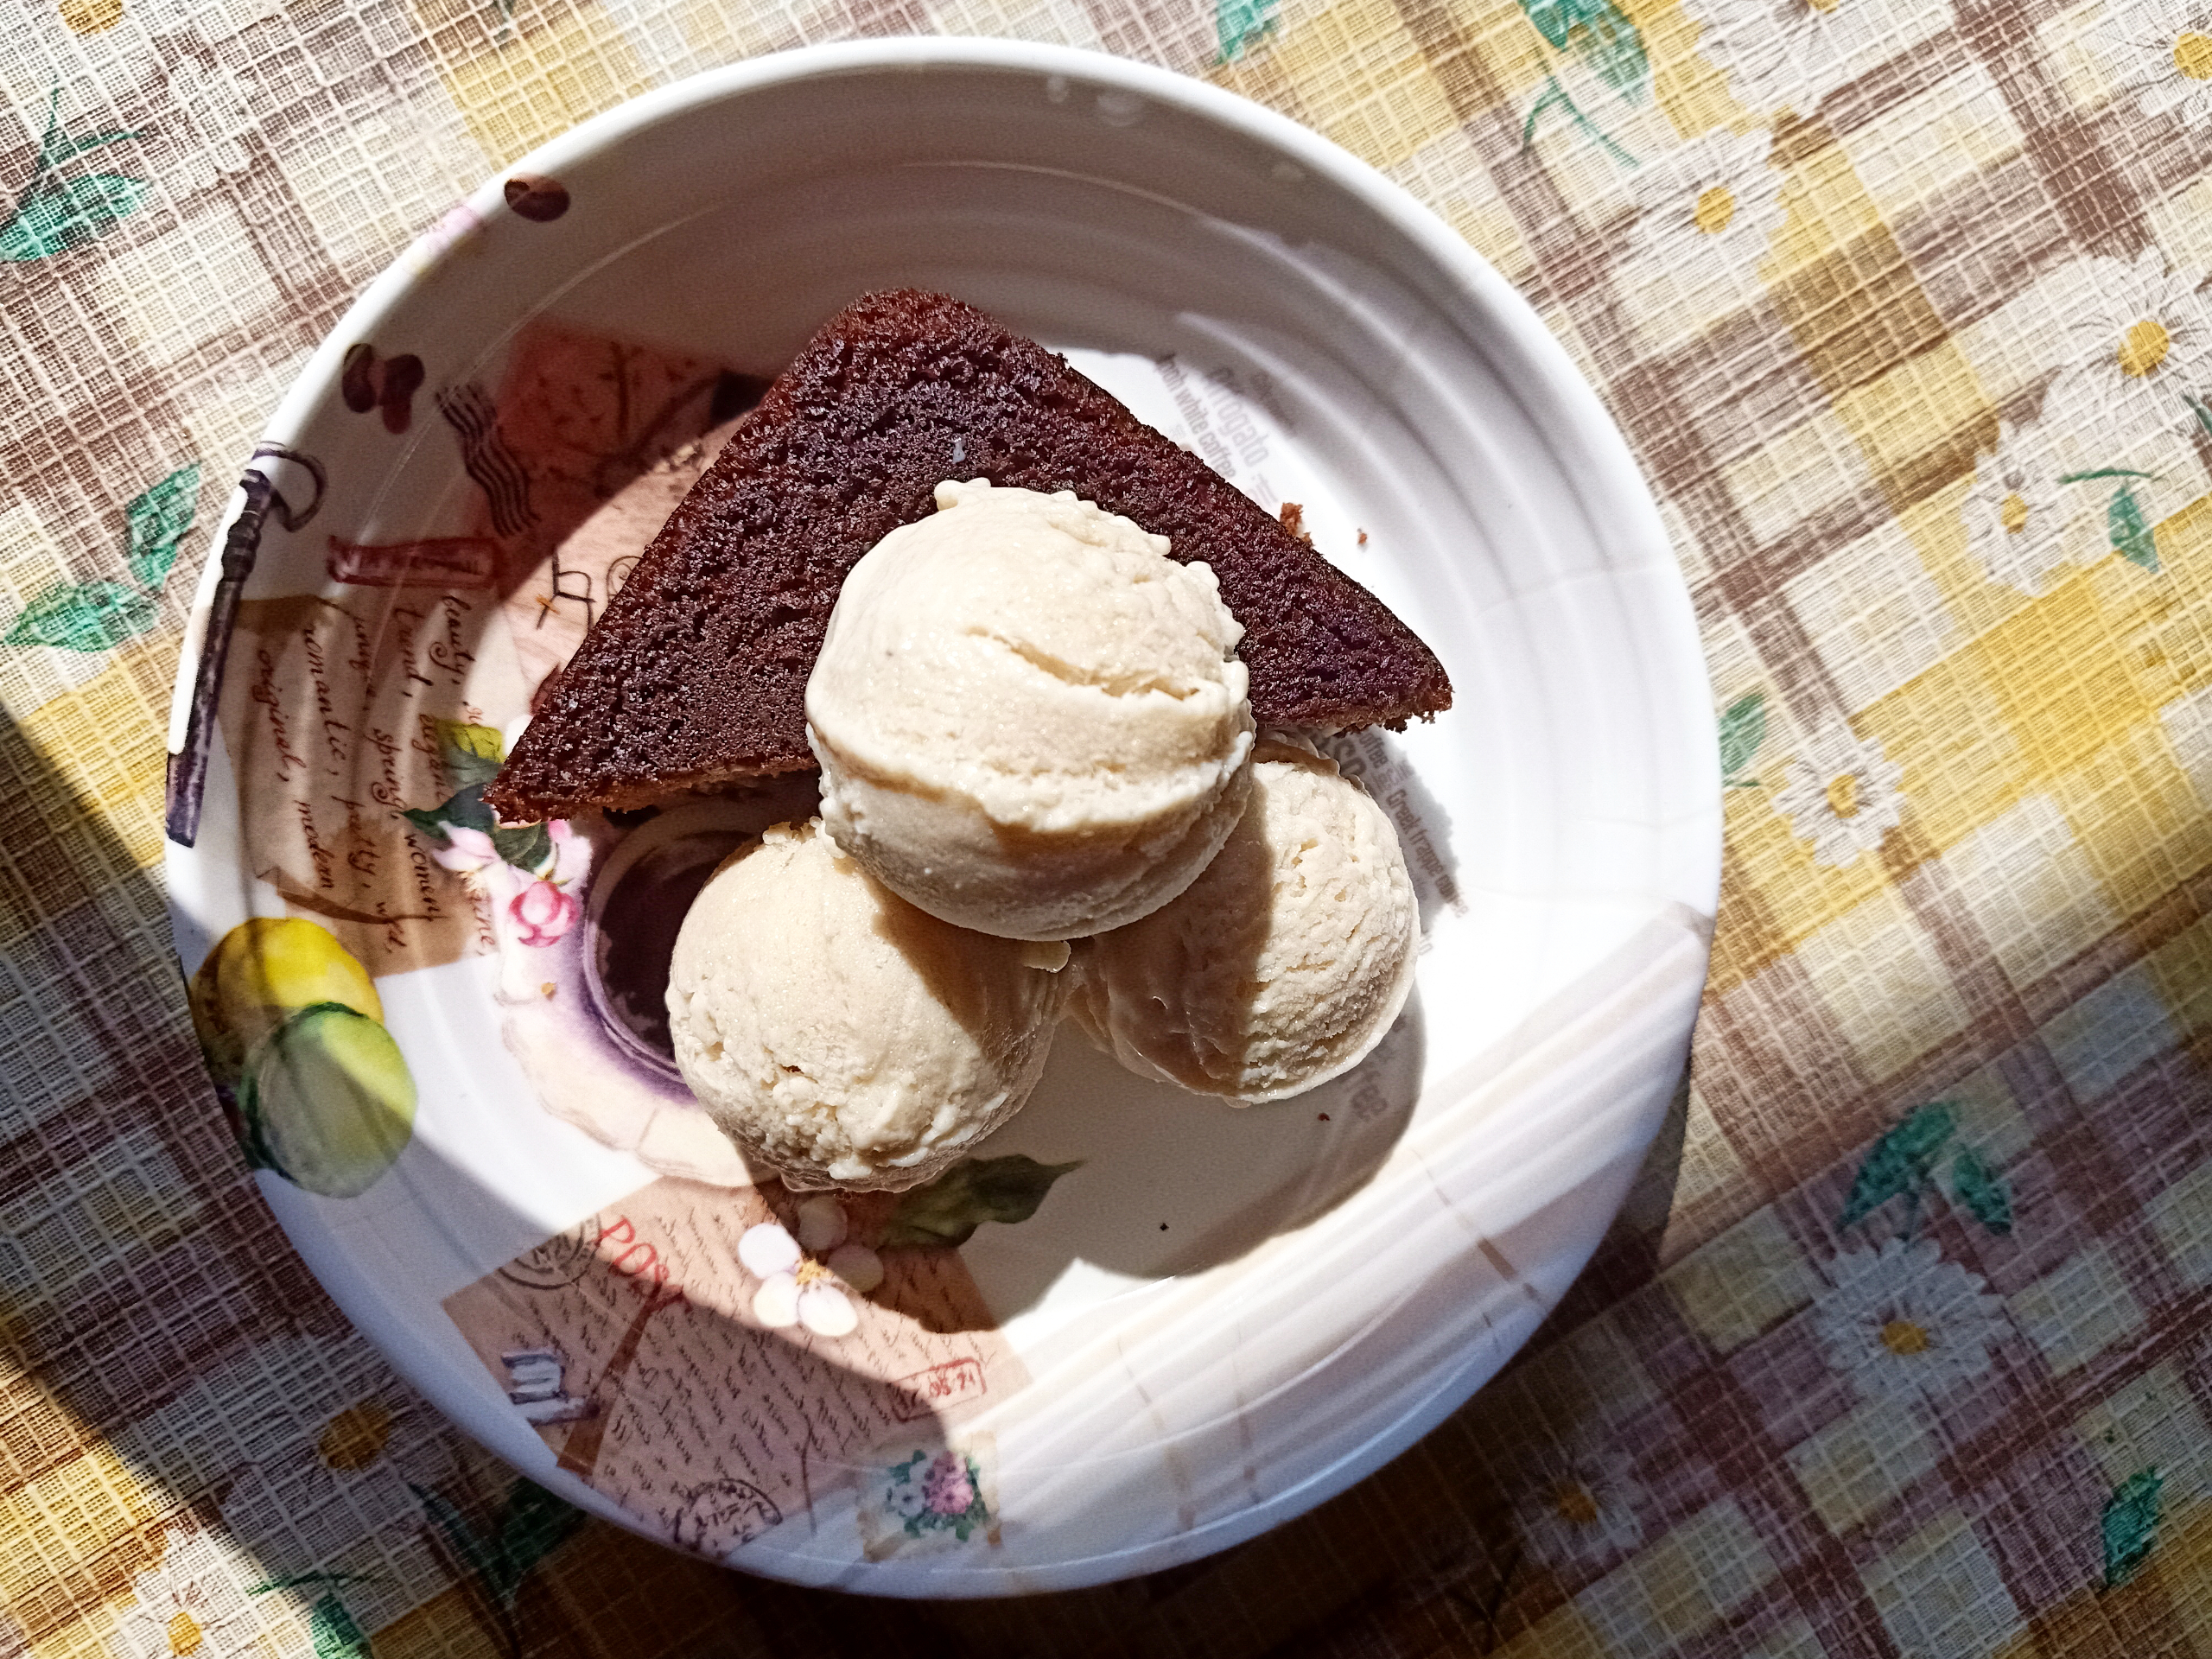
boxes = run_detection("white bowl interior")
[168,41,1719,1596]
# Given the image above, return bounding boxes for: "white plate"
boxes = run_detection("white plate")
[162,39,1719,1596]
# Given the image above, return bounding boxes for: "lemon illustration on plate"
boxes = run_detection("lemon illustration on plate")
[189,916,383,1084]
[190,918,415,1198]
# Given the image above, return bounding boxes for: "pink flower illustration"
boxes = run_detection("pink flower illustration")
[508,878,579,947]
[922,1452,976,1517]
[543,819,586,885]
[878,1444,990,1542]
[429,824,498,874]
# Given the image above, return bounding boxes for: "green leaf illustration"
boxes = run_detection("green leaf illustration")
[5,580,156,651]
[2102,1467,2162,1588]
[1215,0,1280,62]
[489,1478,588,1608]
[1718,690,1767,783]
[2109,484,2159,572]
[1521,0,1576,46]
[0,173,149,262]
[1949,1144,2012,1236]
[436,719,507,788]
[1583,2,1649,99]
[882,1154,1083,1249]
[1517,0,1646,98]
[43,127,142,167]
[398,805,446,842]
[1522,73,1638,166]
[4,461,200,653]
[1839,1101,1957,1231]
[124,463,201,588]
[248,1578,378,1659]
[492,821,551,873]
[415,1478,585,1623]
[412,1483,502,1594]
[0,87,146,263]
[403,778,553,875]
[308,1593,370,1659]
[1522,79,1563,148]
[2058,468,2158,484]
[403,781,494,842]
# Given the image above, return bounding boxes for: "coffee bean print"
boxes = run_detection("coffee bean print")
[504,175,570,221]
[380,353,423,434]
[338,344,425,432]
[340,342,378,413]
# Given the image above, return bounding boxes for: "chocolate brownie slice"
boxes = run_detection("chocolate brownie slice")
[486,289,1452,822]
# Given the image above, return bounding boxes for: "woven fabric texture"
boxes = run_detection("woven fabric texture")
[3,0,2209,1654]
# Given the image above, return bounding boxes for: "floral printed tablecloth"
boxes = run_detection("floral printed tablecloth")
[3,0,2210,1653]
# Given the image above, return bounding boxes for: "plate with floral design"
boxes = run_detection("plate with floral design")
[162,39,1719,1594]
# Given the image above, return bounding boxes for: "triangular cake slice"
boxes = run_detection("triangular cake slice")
[486,289,1452,823]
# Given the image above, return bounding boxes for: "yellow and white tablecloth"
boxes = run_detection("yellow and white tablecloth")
[3,0,2210,1653]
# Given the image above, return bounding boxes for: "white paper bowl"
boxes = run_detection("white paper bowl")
[164,38,1719,1596]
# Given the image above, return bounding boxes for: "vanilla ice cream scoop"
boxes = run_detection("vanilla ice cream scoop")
[806,479,1255,941]
[1070,737,1418,1103]
[668,818,1071,1190]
